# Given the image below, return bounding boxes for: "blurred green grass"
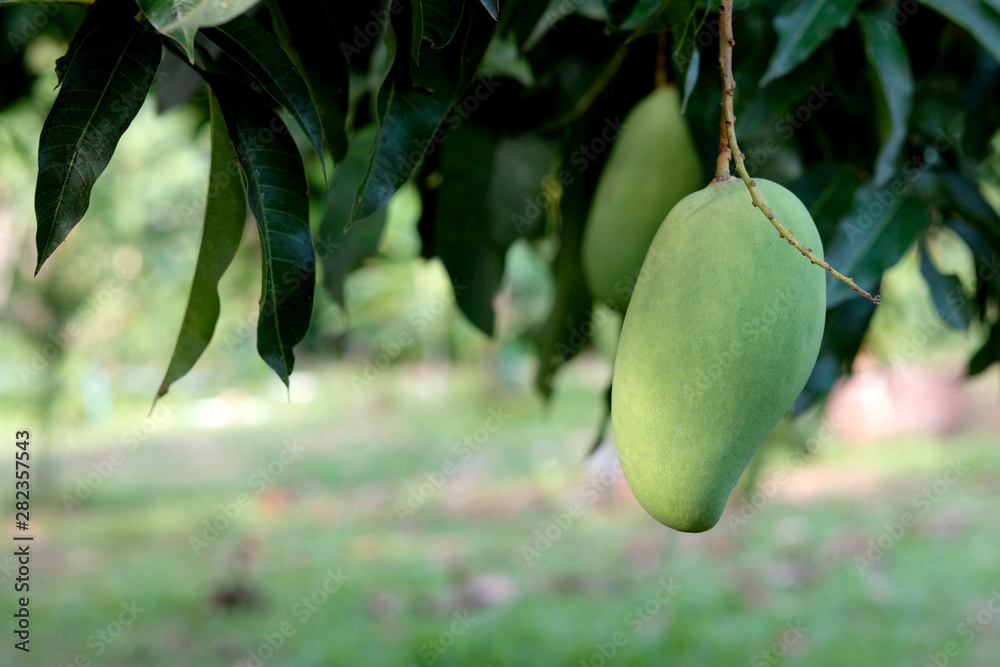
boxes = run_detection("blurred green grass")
[4,363,1000,667]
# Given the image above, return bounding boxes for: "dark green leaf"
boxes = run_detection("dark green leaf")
[157,90,246,399]
[941,169,1000,239]
[603,0,641,28]
[319,128,388,308]
[625,0,697,41]
[918,240,973,331]
[55,0,133,87]
[427,124,557,334]
[760,0,862,87]
[135,0,261,62]
[857,9,914,187]
[795,294,878,411]
[968,319,1000,375]
[917,0,1000,65]
[34,16,161,273]
[270,1,350,164]
[414,0,466,63]
[202,15,326,176]
[824,189,932,307]
[479,0,499,20]
[213,78,315,387]
[350,6,495,222]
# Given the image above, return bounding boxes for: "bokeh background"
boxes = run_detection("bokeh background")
[3,2,1000,666]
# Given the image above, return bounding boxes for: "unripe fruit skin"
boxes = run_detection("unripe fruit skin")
[582,86,703,311]
[611,177,826,532]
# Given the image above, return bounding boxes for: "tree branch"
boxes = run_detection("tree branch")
[714,0,880,305]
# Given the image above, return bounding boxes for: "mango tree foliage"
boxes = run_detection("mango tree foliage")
[5,0,1000,409]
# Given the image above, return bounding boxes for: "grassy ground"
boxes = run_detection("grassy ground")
[3,360,1000,667]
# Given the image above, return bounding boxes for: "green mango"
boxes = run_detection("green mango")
[611,177,826,532]
[582,85,703,312]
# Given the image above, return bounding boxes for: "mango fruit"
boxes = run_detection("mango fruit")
[611,177,826,532]
[582,85,703,312]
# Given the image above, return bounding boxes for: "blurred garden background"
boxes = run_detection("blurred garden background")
[3,1,1000,666]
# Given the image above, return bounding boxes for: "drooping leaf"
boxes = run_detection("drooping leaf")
[478,0,499,20]
[350,4,495,222]
[917,0,1000,65]
[425,123,556,334]
[135,0,261,62]
[319,128,388,308]
[269,1,350,164]
[760,0,862,87]
[157,90,246,400]
[212,77,315,387]
[824,188,932,307]
[202,14,326,176]
[34,15,161,273]
[918,239,974,331]
[857,9,914,187]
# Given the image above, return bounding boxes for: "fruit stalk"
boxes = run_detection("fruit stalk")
[713,0,881,305]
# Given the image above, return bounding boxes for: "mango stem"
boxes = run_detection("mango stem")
[714,0,880,305]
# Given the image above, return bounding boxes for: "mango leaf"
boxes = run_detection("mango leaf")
[759,0,862,87]
[34,16,161,273]
[157,90,246,400]
[918,239,973,331]
[795,294,877,412]
[350,5,495,222]
[319,128,388,308]
[54,0,131,87]
[202,15,326,177]
[270,1,350,164]
[941,169,1000,239]
[824,188,931,307]
[135,0,261,62]
[213,77,315,387]
[857,10,914,187]
[603,0,641,28]
[479,0,499,20]
[917,0,1000,65]
[969,320,1000,375]
[425,124,556,334]
[413,0,466,64]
